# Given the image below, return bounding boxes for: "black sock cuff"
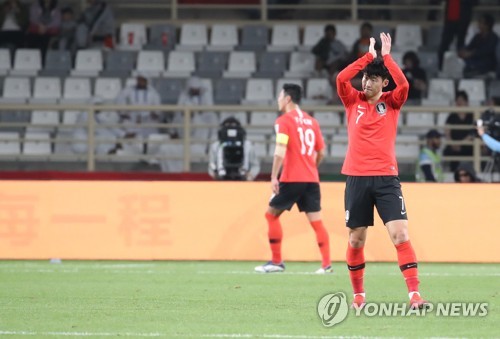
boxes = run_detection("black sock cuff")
[269,239,281,244]
[400,262,418,271]
[347,263,365,271]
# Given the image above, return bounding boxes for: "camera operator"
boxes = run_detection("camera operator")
[476,112,500,153]
[208,117,260,181]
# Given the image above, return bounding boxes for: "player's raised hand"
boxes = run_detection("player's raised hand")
[368,37,377,58]
[380,32,391,56]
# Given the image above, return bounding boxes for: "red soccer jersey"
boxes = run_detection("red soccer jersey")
[336,53,409,176]
[274,108,325,182]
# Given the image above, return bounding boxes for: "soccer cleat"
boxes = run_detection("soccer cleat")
[409,292,430,310]
[315,265,333,274]
[254,261,285,273]
[351,293,366,309]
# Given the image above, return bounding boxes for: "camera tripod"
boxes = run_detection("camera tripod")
[482,153,500,182]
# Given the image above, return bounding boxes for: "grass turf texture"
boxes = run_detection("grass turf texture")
[0,261,498,338]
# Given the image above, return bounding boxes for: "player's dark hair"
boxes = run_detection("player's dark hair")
[481,14,495,30]
[282,83,302,104]
[324,24,336,34]
[363,59,389,80]
[456,90,469,102]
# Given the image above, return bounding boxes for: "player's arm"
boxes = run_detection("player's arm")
[380,32,409,107]
[315,148,325,167]
[271,132,288,194]
[315,125,326,167]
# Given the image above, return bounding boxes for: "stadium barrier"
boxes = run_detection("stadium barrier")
[0,181,498,262]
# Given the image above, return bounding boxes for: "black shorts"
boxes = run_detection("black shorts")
[269,182,321,213]
[344,176,408,228]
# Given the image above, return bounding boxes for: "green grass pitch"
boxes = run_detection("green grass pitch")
[0,261,498,338]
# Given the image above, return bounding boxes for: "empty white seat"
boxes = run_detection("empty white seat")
[404,112,435,135]
[0,49,11,75]
[437,112,450,127]
[440,51,464,79]
[302,24,324,49]
[31,77,61,103]
[166,51,195,77]
[394,24,422,51]
[247,134,268,157]
[62,78,91,103]
[304,78,332,105]
[28,110,60,133]
[147,133,170,155]
[421,97,451,107]
[219,111,247,126]
[1,77,31,102]
[458,79,486,105]
[428,79,456,103]
[94,78,122,101]
[331,134,349,160]
[314,112,341,131]
[224,51,256,78]
[285,52,315,78]
[275,78,303,97]
[395,134,420,160]
[12,49,41,76]
[0,132,21,155]
[269,24,299,51]
[179,24,208,51]
[249,111,277,136]
[120,23,147,50]
[72,50,103,76]
[243,79,274,105]
[335,24,358,49]
[23,132,51,155]
[136,50,165,76]
[209,24,238,51]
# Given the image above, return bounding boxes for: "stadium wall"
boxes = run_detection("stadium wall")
[0,181,499,263]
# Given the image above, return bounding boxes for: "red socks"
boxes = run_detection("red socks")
[346,243,365,294]
[395,240,420,293]
[310,220,331,268]
[265,212,282,264]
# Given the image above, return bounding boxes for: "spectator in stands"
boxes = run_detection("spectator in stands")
[477,116,500,153]
[50,7,76,52]
[172,76,218,141]
[0,0,29,51]
[208,117,260,181]
[443,90,475,172]
[458,14,499,78]
[416,129,443,182]
[402,51,427,101]
[26,0,61,56]
[454,162,481,183]
[76,0,114,49]
[438,0,477,70]
[350,22,376,61]
[311,24,348,77]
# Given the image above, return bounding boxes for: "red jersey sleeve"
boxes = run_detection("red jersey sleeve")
[383,54,409,109]
[336,53,374,107]
[275,116,291,141]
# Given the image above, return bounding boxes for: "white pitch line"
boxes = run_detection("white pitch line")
[0,331,161,337]
[197,270,500,277]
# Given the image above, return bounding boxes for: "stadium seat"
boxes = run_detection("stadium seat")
[269,24,299,51]
[440,51,464,79]
[0,49,11,75]
[72,50,103,77]
[208,24,238,51]
[41,50,72,77]
[390,51,405,68]
[224,51,256,78]
[146,133,170,156]
[254,51,288,79]
[94,78,123,102]
[395,134,420,160]
[136,50,165,77]
[239,25,269,51]
[458,79,486,105]
[178,23,208,51]
[421,25,443,51]
[0,77,31,103]
[243,78,274,105]
[304,78,332,105]
[301,24,324,50]
[120,23,147,50]
[436,112,450,128]
[146,24,176,50]
[166,51,195,77]
[30,77,61,104]
[12,49,41,76]
[102,50,136,77]
[421,97,451,107]
[195,51,228,79]
[313,112,341,136]
[275,78,303,97]
[27,110,60,133]
[394,24,422,51]
[330,134,349,160]
[284,52,315,78]
[22,132,51,155]
[248,111,277,137]
[0,131,20,155]
[418,51,439,78]
[335,24,358,49]
[219,111,247,125]
[214,78,246,105]
[62,78,91,104]
[428,79,456,103]
[247,134,268,157]
[404,112,435,135]
[154,78,185,104]
[488,80,500,100]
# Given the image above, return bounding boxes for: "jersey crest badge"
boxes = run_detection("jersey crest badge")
[376,102,387,115]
